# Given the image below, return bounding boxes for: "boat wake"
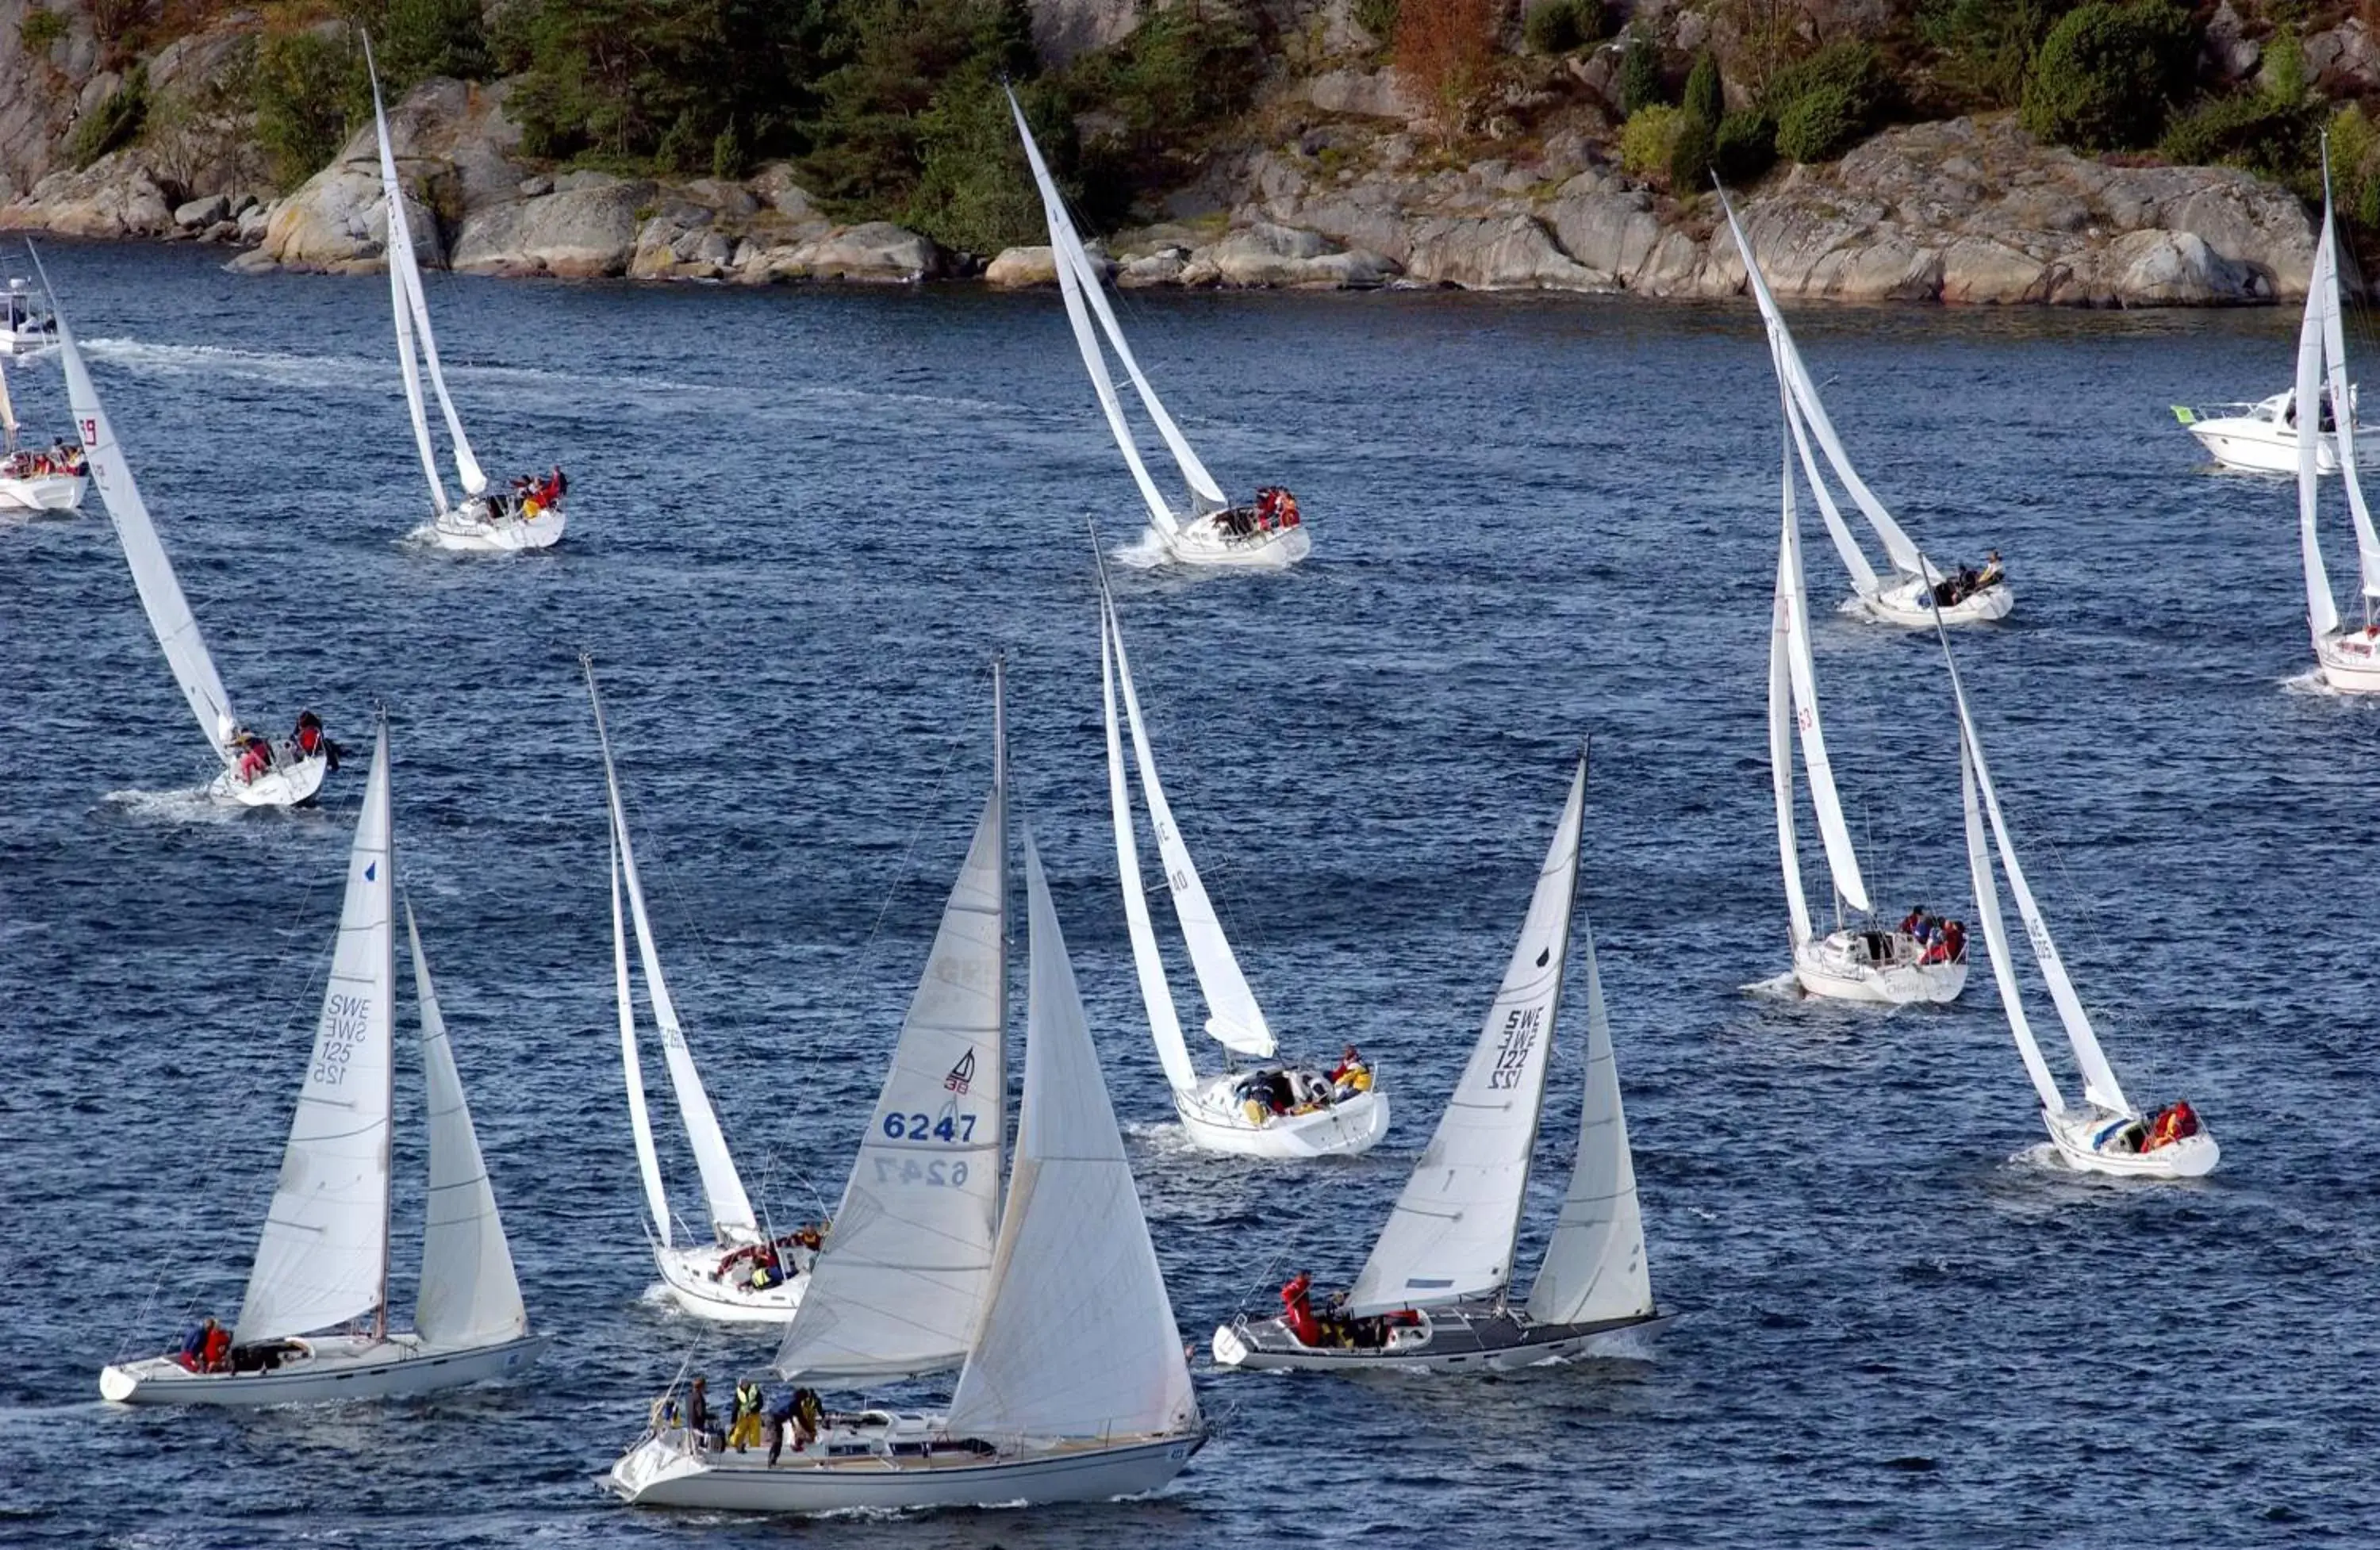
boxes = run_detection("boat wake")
[2281,669,2374,698]
[81,337,382,394]
[100,785,231,823]
[1737,971,1802,999]
[1108,526,1170,570]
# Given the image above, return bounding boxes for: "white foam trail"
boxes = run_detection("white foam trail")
[101,786,232,824]
[1110,525,1169,570]
[1738,970,1803,999]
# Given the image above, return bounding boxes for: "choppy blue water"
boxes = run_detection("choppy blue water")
[0,240,2373,1547]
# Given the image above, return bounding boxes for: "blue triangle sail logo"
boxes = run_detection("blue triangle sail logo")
[365,861,378,881]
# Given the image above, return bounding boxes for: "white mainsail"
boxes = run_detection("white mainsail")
[1345,759,1583,1318]
[0,355,17,451]
[1100,604,1196,1092]
[612,834,674,1247]
[1007,86,1228,530]
[943,832,1199,1443]
[2297,159,2380,641]
[588,670,758,1242]
[1721,190,1937,589]
[366,37,487,508]
[1524,916,1652,1326]
[1771,447,1871,930]
[36,253,237,754]
[1962,745,2064,1114]
[235,726,396,1343]
[1104,590,1276,1057]
[408,904,531,1348]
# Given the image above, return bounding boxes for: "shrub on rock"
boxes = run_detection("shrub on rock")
[1713,109,1777,182]
[2018,0,2194,152]
[1618,104,1682,180]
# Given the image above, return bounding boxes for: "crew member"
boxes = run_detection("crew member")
[727,1378,766,1451]
[1330,1044,1372,1094]
[1280,1270,1321,1347]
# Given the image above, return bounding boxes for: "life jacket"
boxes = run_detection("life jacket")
[1280,1276,1319,1346]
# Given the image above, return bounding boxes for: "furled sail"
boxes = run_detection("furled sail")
[943,832,1200,1443]
[1774,455,1871,917]
[408,904,531,1349]
[37,252,238,754]
[236,727,396,1343]
[777,689,1008,1383]
[1345,758,1583,1318]
[1100,603,1196,1092]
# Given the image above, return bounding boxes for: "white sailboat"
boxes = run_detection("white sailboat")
[588,660,808,1323]
[1768,431,1968,1005]
[2294,144,2380,693]
[0,354,86,510]
[99,727,549,1403]
[1719,191,2010,627]
[772,661,1009,1383]
[1215,755,1663,1372]
[30,247,335,807]
[1096,569,1387,1157]
[610,831,1206,1511]
[1941,637,2218,1177]
[367,39,565,554]
[1007,87,1309,571]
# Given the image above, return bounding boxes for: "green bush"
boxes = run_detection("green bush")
[69,66,148,169]
[656,109,706,174]
[1618,102,1682,179]
[18,6,67,51]
[906,67,1048,255]
[1353,0,1399,44]
[1668,111,1714,190]
[2018,1,2194,152]
[1713,109,1776,182]
[1059,3,1260,224]
[1764,41,1891,123]
[2260,23,2306,108]
[712,120,746,179]
[1916,0,2065,111]
[1683,50,1722,125]
[254,33,366,190]
[2333,104,2380,228]
[1619,29,1664,114]
[1522,0,1585,56]
[801,0,1035,213]
[2158,90,2315,175]
[370,0,490,87]
[1775,83,1865,162]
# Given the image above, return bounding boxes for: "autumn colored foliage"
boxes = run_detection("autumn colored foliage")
[1394,0,1499,128]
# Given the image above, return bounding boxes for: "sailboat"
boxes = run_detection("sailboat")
[1096,562,1388,1157]
[367,39,564,554]
[29,247,336,807]
[1718,191,2010,627]
[1007,87,1309,571]
[1941,635,2218,1177]
[0,355,84,510]
[1214,754,1664,1372]
[2294,142,2380,693]
[98,727,549,1403]
[609,831,1206,1510]
[1767,419,1968,1005]
[771,660,1009,1383]
[588,660,809,1323]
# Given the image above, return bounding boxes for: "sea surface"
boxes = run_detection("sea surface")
[0,240,2372,1548]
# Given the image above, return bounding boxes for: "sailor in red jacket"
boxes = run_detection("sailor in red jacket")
[1280,1271,1321,1347]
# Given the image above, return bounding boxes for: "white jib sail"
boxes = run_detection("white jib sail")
[944,832,1199,1444]
[1101,604,1196,1092]
[1525,907,1652,1326]
[2299,210,2344,642]
[1345,758,1583,1319]
[0,355,17,450]
[777,775,1008,1383]
[407,904,531,1349]
[235,725,396,1344]
[612,834,674,1248]
[2313,166,2380,600]
[589,676,757,1241]
[1962,742,2065,1115]
[1787,389,1880,597]
[40,260,238,753]
[1769,547,1812,950]
[1777,455,1871,915]
[1105,593,1275,1057]
[1721,190,1935,583]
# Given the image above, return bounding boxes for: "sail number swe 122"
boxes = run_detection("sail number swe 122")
[1488,1006,1541,1090]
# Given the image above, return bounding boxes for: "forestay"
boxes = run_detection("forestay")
[1345,760,1583,1318]
[1525,915,1652,1326]
[1100,603,1196,1092]
[236,727,397,1344]
[1772,456,1871,923]
[408,905,531,1348]
[1105,591,1276,1058]
[943,834,1199,1443]
[777,770,1008,1383]
[37,253,237,754]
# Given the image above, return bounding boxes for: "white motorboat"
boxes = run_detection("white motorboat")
[367,40,564,554]
[1766,424,1967,1005]
[1,274,55,355]
[30,247,335,807]
[588,660,816,1324]
[1096,564,1386,1157]
[2175,390,2351,475]
[1721,192,2010,627]
[1008,88,1309,571]
[772,663,1011,1384]
[99,727,551,1403]
[0,355,85,510]
[1939,631,2217,1177]
[2293,145,2380,693]
[1214,754,1666,1372]
[611,830,1206,1512]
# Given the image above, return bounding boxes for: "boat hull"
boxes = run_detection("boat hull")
[1211,1303,1668,1373]
[1793,932,1967,1005]
[1175,1075,1388,1158]
[98,1331,548,1406]
[1157,515,1309,570]
[1854,574,2014,627]
[0,473,83,510]
[608,1423,1202,1512]
[429,505,566,553]
[2315,627,2380,693]
[654,1242,809,1324]
[2189,416,2339,475]
[2044,1107,2219,1179]
[209,750,329,808]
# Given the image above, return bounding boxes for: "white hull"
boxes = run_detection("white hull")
[209,750,330,808]
[1175,1074,1387,1157]
[2044,1107,2220,1179]
[2315,627,2380,693]
[0,473,83,510]
[608,1421,1201,1512]
[1791,931,1967,1005]
[654,1241,809,1324]
[2189,416,2340,475]
[1212,1304,1668,1373]
[0,331,53,357]
[1853,574,2013,627]
[98,1331,547,1406]
[428,505,566,553]
[1157,515,1309,570]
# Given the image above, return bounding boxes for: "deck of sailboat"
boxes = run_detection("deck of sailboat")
[1217,1303,1668,1372]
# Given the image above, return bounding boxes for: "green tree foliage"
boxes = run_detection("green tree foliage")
[800,0,1033,211]
[1756,41,1891,163]
[1683,50,1722,125]
[253,31,366,190]
[1619,29,1665,114]
[2017,1,2194,152]
[1916,0,2071,111]
[1618,103,1681,178]
[1353,0,1398,44]
[906,70,1051,255]
[1523,0,1605,56]
[367,0,491,86]
[1668,112,1714,190]
[17,6,67,51]
[2156,25,2318,186]
[70,65,148,169]
[1713,109,1777,182]
[1775,82,1862,162]
[1065,2,1260,209]
[2332,104,2380,228]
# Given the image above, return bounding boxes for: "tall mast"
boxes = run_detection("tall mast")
[374,715,396,1340]
[992,651,1010,1207]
